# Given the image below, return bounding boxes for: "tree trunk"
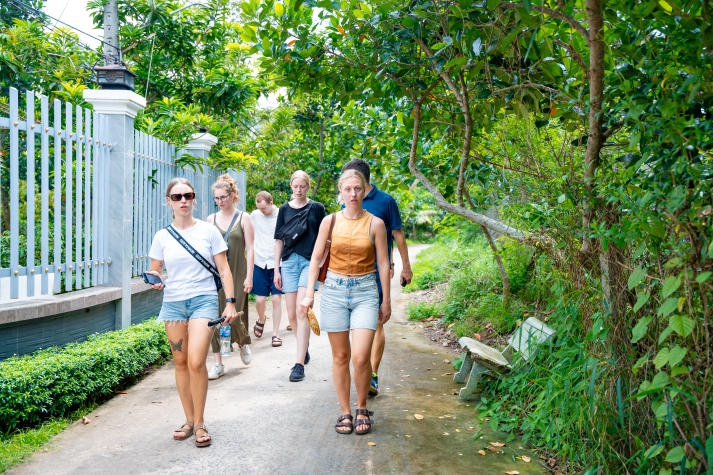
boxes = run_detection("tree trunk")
[482,225,510,307]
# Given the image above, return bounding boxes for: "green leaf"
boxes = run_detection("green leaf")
[664,446,685,463]
[705,436,713,468]
[631,316,652,343]
[444,56,467,68]
[661,276,681,298]
[696,271,712,283]
[653,347,669,369]
[669,314,695,338]
[633,292,650,312]
[657,298,678,317]
[667,345,687,367]
[628,267,647,290]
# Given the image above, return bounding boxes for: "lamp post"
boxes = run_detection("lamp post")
[95,0,136,91]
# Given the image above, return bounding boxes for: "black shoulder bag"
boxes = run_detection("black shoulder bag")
[166,225,223,291]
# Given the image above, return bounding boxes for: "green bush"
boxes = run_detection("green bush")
[407,302,442,321]
[0,319,170,434]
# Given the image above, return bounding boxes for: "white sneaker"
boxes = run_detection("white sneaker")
[239,345,252,365]
[208,364,224,380]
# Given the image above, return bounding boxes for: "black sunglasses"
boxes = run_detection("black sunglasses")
[168,192,196,201]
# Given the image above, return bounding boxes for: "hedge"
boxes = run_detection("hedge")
[0,319,170,433]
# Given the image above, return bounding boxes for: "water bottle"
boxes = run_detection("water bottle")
[219,324,231,357]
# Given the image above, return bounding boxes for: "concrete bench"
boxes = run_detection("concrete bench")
[453,316,555,400]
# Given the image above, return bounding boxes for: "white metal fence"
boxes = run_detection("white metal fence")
[1,87,223,302]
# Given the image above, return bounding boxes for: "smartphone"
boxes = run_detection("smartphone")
[142,272,163,285]
[208,317,226,327]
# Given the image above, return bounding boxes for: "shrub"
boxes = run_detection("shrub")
[0,319,169,433]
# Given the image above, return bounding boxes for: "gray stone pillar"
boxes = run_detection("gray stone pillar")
[83,89,146,330]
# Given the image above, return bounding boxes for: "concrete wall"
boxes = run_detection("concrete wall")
[0,279,162,360]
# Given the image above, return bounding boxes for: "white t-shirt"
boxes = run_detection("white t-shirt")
[148,220,228,302]
[251,205,279,268]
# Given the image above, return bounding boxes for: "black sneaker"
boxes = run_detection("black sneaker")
[289,363,305,382]
[304,349,310,365]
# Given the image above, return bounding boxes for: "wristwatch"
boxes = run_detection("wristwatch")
[225,297,236,303]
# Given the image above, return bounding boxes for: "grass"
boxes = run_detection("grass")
[0,404,98,471]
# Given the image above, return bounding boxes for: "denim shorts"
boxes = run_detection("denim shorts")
[319,272,379,332]
[280,253,318,293]
[158,294,218,322]
[252,265,283,297]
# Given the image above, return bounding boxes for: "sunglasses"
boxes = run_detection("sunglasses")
[168,192,196,201]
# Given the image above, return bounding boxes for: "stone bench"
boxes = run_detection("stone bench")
[453,316,555,400]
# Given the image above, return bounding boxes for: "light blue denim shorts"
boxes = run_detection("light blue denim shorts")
[280,253,318,293]
[158,294,218,322]
[319,272,379,332]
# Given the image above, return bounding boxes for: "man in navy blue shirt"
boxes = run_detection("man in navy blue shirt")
[342,159,413,396]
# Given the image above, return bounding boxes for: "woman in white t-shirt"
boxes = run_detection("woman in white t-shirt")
[146,177,239,448]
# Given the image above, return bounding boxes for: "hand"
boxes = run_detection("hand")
[222,303,238,323]
[401,268,413,286]
[301,295,314,311]
[379,302,391,324]
[273,273,282,291]
[243,279,253,294]
[145,271,164,290]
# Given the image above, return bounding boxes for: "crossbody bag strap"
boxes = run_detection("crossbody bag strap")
[223,211,241,244]
[166,225,221,279]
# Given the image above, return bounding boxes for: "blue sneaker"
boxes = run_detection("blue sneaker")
[290,363,305,382]
[369,373,379,396]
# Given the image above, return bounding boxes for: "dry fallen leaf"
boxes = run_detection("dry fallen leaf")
[490,441,506,447]
[521,455,531,463]
[368,441,376,446]
[81,416,91,425]
[486,445,501,452]
[414,413,424,420]
[474,333,481,340]
[443,359,451,364]
[504,471,520,475]
[442,432,450,436]
[478,449,487,456]
[115,390,128,394]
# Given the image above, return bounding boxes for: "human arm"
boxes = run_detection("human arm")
[146,259,165,290]
[214,252,239,322]
[300,215,332,312]
[373,218,391,324]
[392,229,412,286]
[273,239,283,290]
[242,213,254,294]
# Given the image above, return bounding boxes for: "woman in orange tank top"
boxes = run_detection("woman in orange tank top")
[302,169,391,436]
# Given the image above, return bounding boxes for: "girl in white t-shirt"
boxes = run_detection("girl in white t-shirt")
[146,177,239,448]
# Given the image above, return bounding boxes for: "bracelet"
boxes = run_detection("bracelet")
[225,297,236,303]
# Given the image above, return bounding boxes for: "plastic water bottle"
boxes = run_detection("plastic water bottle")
[219,324,231,357]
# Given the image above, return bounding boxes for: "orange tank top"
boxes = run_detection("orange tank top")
[328,211,375,276]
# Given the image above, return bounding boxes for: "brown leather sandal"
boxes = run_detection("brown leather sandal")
[271,336,283,347]
[355,409,373,435]
[172,422,194,441]
[194,424,212,447]
[335,414,353,434]
[253,320,265,338]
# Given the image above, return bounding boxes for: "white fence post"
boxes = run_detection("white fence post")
[83,89,146,330]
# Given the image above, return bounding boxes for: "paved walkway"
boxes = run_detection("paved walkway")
[9,246,546,475]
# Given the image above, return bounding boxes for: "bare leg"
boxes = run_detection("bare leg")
[285,291,298,336]
[352,328,376,408]
[186,318,214,428]
[370,321,386,374]
[271,294,282,338]
[328,331,352,415]
[295,286,311,364]
[165,321,194,427]
[255,295,267,324]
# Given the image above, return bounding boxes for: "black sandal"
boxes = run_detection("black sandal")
[355,409,373,435]
[253,320,265,338]
[335,413,353,434]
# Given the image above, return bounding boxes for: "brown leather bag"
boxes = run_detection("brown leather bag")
[317,214,336,283]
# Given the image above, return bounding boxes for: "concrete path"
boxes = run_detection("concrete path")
[9,246,547,475]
